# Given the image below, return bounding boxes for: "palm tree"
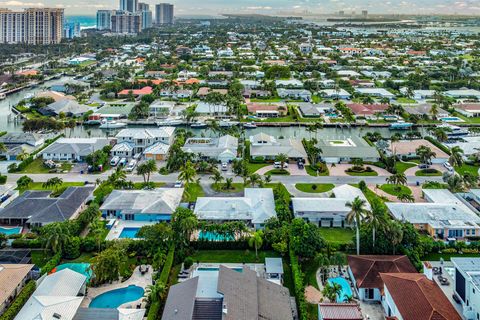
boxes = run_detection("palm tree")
[275,153,288,172]
[430,104,439,119]
[388,221,404,255]
[136,160,158,184]
[224,177,233,190]
[249,173,261,187]
[178,160,197,194]
[264,174,272,184]
[42,223,70,254]
[42,177,63,192]
[0,143,7,154]
[365,199,386,249]
[16,148,29,161]
[146,281,166,303]
[416,145,436,165]
[431,127,449,143]
[248,230,263,259]
[397,193,415,202]
[346,196,367,255]
[449,146,464,167]
[386,172,407,186]
[210,169,224,188]
[322,282,342,302]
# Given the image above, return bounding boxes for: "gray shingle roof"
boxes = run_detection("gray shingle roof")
[162,277,198,320]
[41,138,111,157]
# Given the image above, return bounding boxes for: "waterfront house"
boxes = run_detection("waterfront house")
[0,186,94,227]
[346,103,388,119]
[454,103,480,117]
[451,258,480,320]
[194,188,276,229]
[354,88,395,100]
[100,188,184,222]
[246,103,287,118]
[41,138,111,162]
[117,86,153,97]
[347,255,416,302]
[319,89,351,100]
[444,89,480,100]
[249,132,307,162]
[0,132,45,160]
[277,88,312,101]
[389,139,449,164]
[114,128,175,156]
[316,136,380,164]
[194,102,228,117]
[38,99,92,117]
[182,135,238,163]
[0,264,34,314]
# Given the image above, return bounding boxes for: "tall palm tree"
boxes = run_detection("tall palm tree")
[248,230,263,259]
[397,193,415,202]
[430,104,439,119]
[136,160,158,184]
[275,153,288,171]
[178,160,197,191]
[42,223,70,254]
[449,146,464,167]
[365,199,386,249]
[388,221,404,255]
[416,145,436,165]
[210,169,224,188]
[346,197,367,255]
[146,281,166,303]
[43,177,63,192]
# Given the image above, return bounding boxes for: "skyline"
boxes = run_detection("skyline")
[0,0,479,16]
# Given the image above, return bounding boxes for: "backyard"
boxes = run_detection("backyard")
[188,250,280,263]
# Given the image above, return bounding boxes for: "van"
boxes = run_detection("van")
[274,161,288,169]
[110,156,120,166]
[125,160,137,172]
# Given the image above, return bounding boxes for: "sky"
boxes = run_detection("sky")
[0,0,479,16]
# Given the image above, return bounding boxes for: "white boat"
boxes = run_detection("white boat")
[0,93,6,100]
[243,122,257,129]
[437,123,469,139]
[157,119,183,126]
[219,120,239,128]
[99,120,127,129]
[190,121,207,128]
[24,93,34,100]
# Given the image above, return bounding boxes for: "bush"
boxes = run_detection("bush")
[80,237,97,252]
[41,252,61,275]
[158,247,175,284]
[0,280,36,320]
[147,301,160,320]
[63,236,81,259]
[183,257,194,269]
[8,234,22,239]
[0,175,7,184]
[190,240,249,250]
[358,180,367,191]
[11,239,42,248]
[289,245,307,320]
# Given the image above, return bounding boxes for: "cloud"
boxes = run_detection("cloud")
[0,0,44,6]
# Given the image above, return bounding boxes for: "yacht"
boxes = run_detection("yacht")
[389,121,413,130]
[157,119,183,126]
[437,123,469,139]
[243,122,257,129]
[190,121,207,128]
[219,120,239,128]
[99,120,127,129]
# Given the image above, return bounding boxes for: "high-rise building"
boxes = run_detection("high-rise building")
[111,11,141,34]
[362,10,368,18]
[138,3,152,29]
[155,3,174,25]
[96,10,115,30]
[120,0,138,13]
[0,8,64,44]
[63,22,81,39]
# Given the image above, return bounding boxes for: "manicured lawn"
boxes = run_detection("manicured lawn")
[423,252,480,261]
[422,181,448,189]
[182,183,205,202]
[246,162,269,174]
[250,98,282,103]
[132,182,166,189]
[305,165,329,177]
[397,97,416,104]
[31,250,52,268]
[265,169,290,175]
[395,162,416,173]
[211,183,245,193]
[63,252,96,264]
[19,182,86,195]
[415,169,442,176]
[318,228,354,245]
[189,250,280,263]
[380,184,412,196]
[295,183,334,193]
[345,170,378,176]
[455,164,480,177]
[19,158,73,174]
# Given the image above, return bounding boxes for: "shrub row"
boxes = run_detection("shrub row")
[11,239,42,248]
[147,247,175,320]
[425,136,451,155]
[0,280,36,320]
[289,245,307,320]
[41,252,61,275]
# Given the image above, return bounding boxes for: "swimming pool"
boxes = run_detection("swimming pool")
[0,226,22,235]
[89,285,144,308]
[53,263,93,282]
[119,227,141,239]
[197,267,243,272]
[440,117,464,123]
[327,277,353,302]
[198,231,234,241]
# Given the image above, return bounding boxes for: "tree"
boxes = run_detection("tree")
[137,222,173,248]
[171,207,198,248]
[449,146,464,167]
[136,159,158,184]
[365,199,387,248]
[40,222,71,254]
[386,172,407,186]
[224,177,233,190]
[86,149,108,169]
[388,221,404,255]
[16,175,33,190]
[147,281,166,303]
[416,145,436,165]
[431,127,449,143]
[322,281,342,302]
[275,153,288,171]
[249,173,261,187]
[248,230,264,259]
[42,177,63,192]
[210,169,224,188]
[397,193,415,202]
[178,160,196,190]
[289,218,324,259]
[346,196,367,255]
[91,242,128,284]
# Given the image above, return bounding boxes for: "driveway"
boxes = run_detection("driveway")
[328,164,391,177]
[404,164,447,176]
[254,164,308,176]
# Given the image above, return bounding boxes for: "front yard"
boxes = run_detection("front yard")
[182,183,205,202]
[295,183,334,193]
[18,158,73,174]
[379,184,412,196]
[318,228,354,245]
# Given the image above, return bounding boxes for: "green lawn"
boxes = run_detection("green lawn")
[415,169,442,176]
[305,165,329,177]
[345,170,378,176]
[397,97,416,104]
[380,184,412,196]
[318,228,354,245]
[19,182,85,195]
[62,252,96,264]
[211,183,245,193]
[250,98,282,103]
[31,250,52,268]
[295,183,334,193]
[455,164,480,177]
[132,182,166,189]
[182,183,205,202]
[395,162,416,173]
[188,250,280,263]
[246,162,269,174]
[265,169,290,175]
[19,158,73,174]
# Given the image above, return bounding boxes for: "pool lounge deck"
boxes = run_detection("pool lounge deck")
[106,220,156,240]
[81,265,153,309]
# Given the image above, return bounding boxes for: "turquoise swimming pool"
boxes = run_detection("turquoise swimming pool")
[198,231,234,241]
[54,263,93,282]
[0,226,22,235]
[89,285,144,308]
[440,117,463,122]
[327,277,353,302]
[119,227,141,238]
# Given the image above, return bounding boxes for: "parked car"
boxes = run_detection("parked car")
[297,161,304,169]
[274,161,288,169]
[119,157,127,166]
[125,159,137,172]
[174,180,183,188]
[221,163,228,171]
[110,156,120,166]
[443,162,453,171]
[418,163,430,169]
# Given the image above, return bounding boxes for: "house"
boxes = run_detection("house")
[277,88,312,102]
[380,272,461,320]
[445,89,480,100]
[38,100,91,117]
[297,103,333,118]
[118,86,153,97]
[346,103,388,118]
[404,104,449,118]
[0,264,34,313]
[455,104,480,117]
[114,128,175,156]
[275,79,303,88]
[14,269,87,320]
[246,103,287,118]
[194,188,276,229]
[35,91,75,102]
[292,185,370,227]
[347,255,417,302]
[316,136,380,164]
[355,88,395,100]
[182,135,238,163]
[319,89,351,100]
[386,189,480,240]
[0,133,45,160]
[162,265,294,320]
[100,188,184,222]
[0,186,94,227]
[41,138,111,162]
[265,258,284,285]
[451,257,480,320]
[389,139,449,163]
[195,102,228,117]
[249,132,307,162]
[399,88,436,100]
[196,87,228,99]
[318,303,363,320]
[149,100,176,118]
[50,80,90,94]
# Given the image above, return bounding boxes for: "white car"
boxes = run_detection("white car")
[221,163,228,171]
[273,161,288,169]
[443,162,454,171]
[125,160,137,172]
[174,181,183,188]
[110,156,120,166]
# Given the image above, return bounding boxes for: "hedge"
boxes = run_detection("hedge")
[425,136,451,155]
[289,245,307,320]
[190,240,249,250]
[41,252,61,275]
[147,302,161,320]
[0,280,36,320]
[147,247,175,320]
[11,239,42,248]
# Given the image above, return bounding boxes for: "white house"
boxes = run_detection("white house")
[182,135,238,163]
[451,258,480,320]
[41,138,111,162]
[114,128,175,156]
[319,89,351,100]
[355,88,395,100]
[249,132,307,162]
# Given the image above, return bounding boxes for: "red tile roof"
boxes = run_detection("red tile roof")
[380,273,461,320]
[346,103,388,116]
[318,303,363,320]
[347,255,417,289]
[118,86,153,96]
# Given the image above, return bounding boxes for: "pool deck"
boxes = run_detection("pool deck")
[81,265,153,309]
[106,220,156,240]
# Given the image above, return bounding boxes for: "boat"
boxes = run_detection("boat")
[99,120,127,129]
[157,119,184,126]
[190,121,207,128]
[389,121,413,130]
[219,120,239,128]
[243,122,257,129]
[24,93,34,100]
[0,93,5,100]
[437,123,469,139]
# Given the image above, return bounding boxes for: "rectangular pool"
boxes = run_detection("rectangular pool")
[119,227,141,239]
[0,226,22,235]
[327,277,353,302]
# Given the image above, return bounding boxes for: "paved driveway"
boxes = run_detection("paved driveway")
[404,164,447,176]
[328,164,391,177]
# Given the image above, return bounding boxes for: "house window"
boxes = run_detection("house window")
[365,288,374,299]
[467,230,470,235]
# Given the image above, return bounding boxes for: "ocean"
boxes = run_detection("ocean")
[65,15,96,29]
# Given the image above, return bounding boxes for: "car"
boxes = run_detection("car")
[418,163,430,169]
[274,161,288,169]
[110,156,120,166]
[119,157,127,166]
[297,161,304,169]
[174,181,183,188]
[221,163,228,171]
[125,159,137,172]
[443,162,454,171]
